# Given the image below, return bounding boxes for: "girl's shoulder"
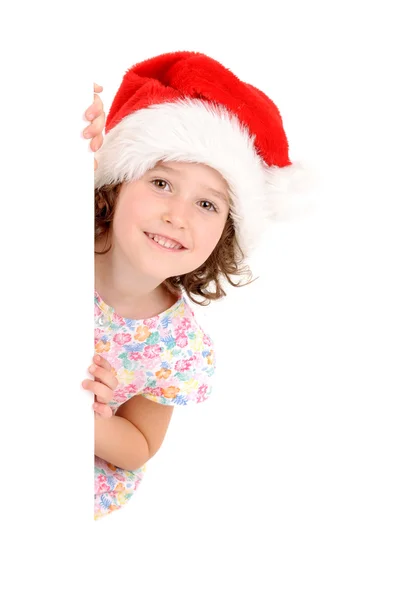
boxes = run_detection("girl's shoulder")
[153,290,214,345]
[169,296,215,349]
[94,285,213,347]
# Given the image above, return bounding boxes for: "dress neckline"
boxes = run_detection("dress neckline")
[94,288,184,323]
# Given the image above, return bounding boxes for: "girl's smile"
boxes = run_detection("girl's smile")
[106,161,230,282]
[144,231,188,252]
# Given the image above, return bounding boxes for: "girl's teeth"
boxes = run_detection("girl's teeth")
[149,233,182,249]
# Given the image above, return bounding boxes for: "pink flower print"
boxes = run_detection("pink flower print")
[125,383,139,395]
[143,386,163,396]
[94,304,101,318]
[97,481,111,494]
[128,351,142,361]
[112,313,125,327]
[196,383,209,402]
[180,317,192,330]
[114,383,138,400]
[113,333,132,345]
[143,317,158,328]
[190,353,200,367]
[203,334,212,346]
[95,475,111,495]
[176,335,188,348]
[143,345,161,359]
[94,328,103,344]
[198,383,208,395]
[113,388,125,402]
[174,324,186,338]
[175,358,193,372]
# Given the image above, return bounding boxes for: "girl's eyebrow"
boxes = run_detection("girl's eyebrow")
[206,188,229,205]
[148,164,229,205]
[148,164,179,175]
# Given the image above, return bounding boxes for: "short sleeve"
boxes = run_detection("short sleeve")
[140,326,216,407]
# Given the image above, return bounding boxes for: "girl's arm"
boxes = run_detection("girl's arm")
[83,355,150,469]
[95,392,174,471]
[84,353,173,471]
[95,413,150,471]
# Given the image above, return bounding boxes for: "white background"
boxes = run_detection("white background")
[1,1,397,598]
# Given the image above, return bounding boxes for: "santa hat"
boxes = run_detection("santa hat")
[95,51,311,257]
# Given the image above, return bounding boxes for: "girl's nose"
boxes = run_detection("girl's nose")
[161,196,190,228]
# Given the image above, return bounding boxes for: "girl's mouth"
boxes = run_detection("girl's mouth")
[144,232,186,252]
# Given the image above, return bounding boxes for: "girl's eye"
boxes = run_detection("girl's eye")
[151,178,170,191]
[199,200,217,212]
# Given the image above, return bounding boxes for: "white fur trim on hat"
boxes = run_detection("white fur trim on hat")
[94,99,312,257]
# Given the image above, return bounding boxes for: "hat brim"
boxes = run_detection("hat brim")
[94,99,308,256]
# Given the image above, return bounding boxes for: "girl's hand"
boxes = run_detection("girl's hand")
[82,354,118,418]
[83,83,105,171]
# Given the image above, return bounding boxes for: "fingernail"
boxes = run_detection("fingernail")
[83,130,91,138]
[94,355,101,364]
[89,365,96,374]
[87,113,95,120]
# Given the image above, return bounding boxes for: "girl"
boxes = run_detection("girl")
[82,51,303,520]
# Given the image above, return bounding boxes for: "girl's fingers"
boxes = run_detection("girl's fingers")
[85,95,104,123]
[82,379,114,403]
[83,124,101,143]
[90,134,101,153]
[94,83,103,93]
[83,113,105,139]
[94,108,105,130]
[93,91,104,109]
[90,133,103,153]
[92,92,104,119]
[85,105,99,121]
[93,354,112,372]
[88,364,118,391]
[93,402,112,418]
[82,352,116,414]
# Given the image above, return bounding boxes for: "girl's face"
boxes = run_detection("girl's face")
[110,161,230,280]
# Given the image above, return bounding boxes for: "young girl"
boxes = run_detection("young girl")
[82,51,303,520]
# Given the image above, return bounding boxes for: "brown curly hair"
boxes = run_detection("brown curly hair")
[95,182,255,306]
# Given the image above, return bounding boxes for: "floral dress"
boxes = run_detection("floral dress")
[94,290,216,520]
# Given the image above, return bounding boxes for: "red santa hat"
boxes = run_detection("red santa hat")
[95,51,310,257]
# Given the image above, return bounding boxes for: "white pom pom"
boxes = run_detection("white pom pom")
[263,160,319,222]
